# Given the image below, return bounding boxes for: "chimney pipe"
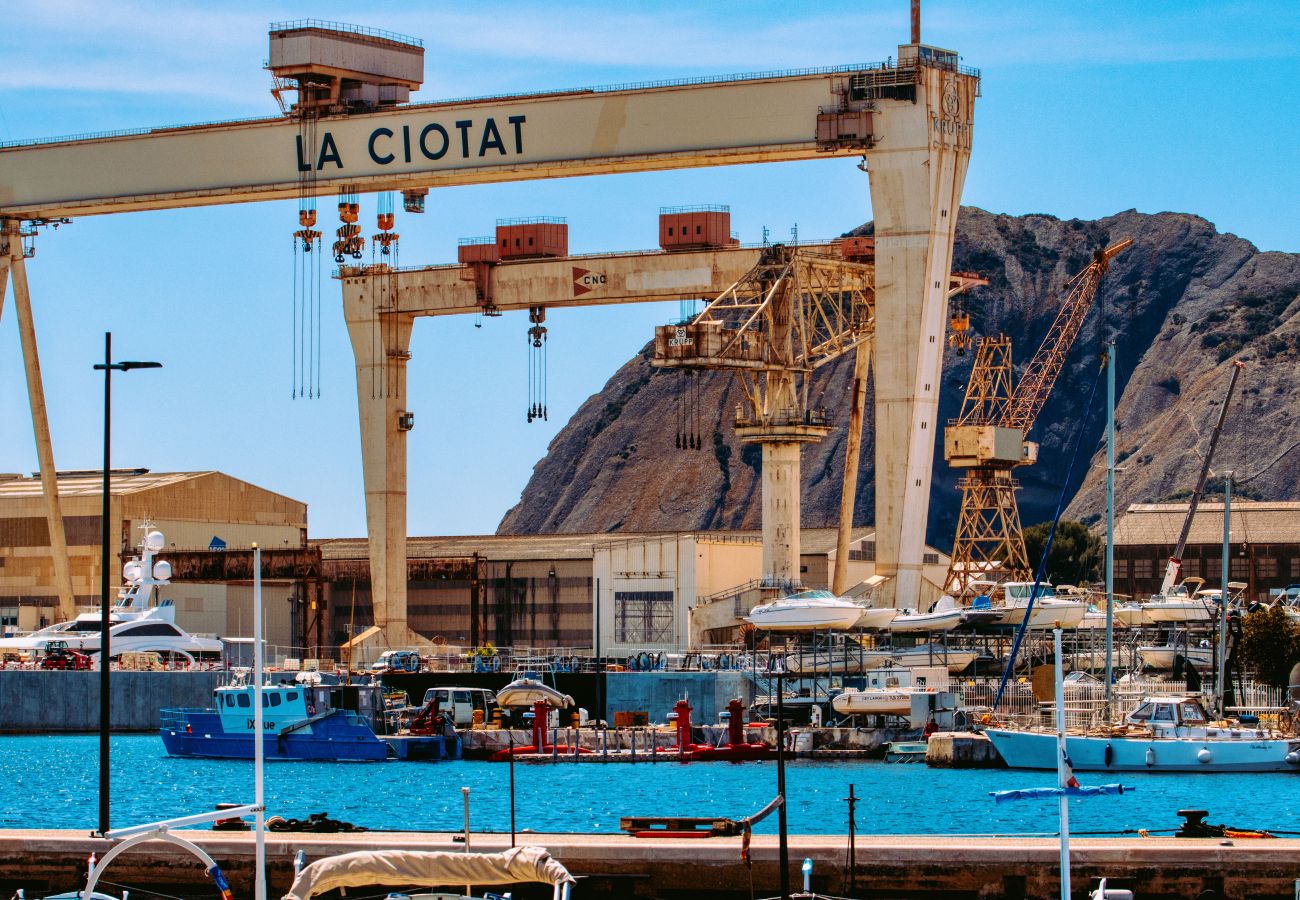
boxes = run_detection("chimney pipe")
[911,0,921,44]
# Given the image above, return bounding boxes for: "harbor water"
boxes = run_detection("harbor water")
[3,735,1294,836]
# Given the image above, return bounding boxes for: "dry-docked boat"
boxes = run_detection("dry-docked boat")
[891,644,980,672]
[746,589,865,631]
[1136,641,1214,670]
[992,582,1087,629]
[831,665,950,717]
[784,646,895,674]
[1141,579,1244,624]
[889,595,965,632]
[494,677,574,708]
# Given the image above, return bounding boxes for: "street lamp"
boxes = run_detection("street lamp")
[92,331,161,836]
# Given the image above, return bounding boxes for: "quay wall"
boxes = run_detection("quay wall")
[2,829,1297,900]
[0,671,222,733]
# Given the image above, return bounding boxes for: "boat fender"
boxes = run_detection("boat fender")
[1197,747,1213,764]
[1103,742,1113,767]
[306,700,316,716]
[1286,751,1300,765]
[638,651,651,671]
[1145,746,1155,767]
[719,653,731,670]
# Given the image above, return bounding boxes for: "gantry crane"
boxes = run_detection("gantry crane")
[2,10,980,646]
[944,239,1132,597]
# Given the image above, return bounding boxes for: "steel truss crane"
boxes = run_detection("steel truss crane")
[944,239,1132,597]
[653,245,983,588]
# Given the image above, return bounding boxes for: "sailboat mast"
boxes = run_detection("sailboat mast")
[1104,341,1116,701]
[1216,475,1232,715]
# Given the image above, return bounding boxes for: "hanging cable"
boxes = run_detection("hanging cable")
[291,110,320,400]
[527,306,548,422]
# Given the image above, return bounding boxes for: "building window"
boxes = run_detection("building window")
[1133,558,1153,579]
[614,591,674,644]
[849,541,876,562]
[923,552,940,565]
[1291,557,1300,579]
[1256,557,1278,580]
[0,607,16,628]
[1231,557,1249,580]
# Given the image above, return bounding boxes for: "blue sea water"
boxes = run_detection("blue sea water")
[1,735,1294,836]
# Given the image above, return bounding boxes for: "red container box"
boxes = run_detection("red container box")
[457,238,500,264]
[496,217,568,260]
[659,206,731,250]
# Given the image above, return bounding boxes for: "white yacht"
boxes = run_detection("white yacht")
[0,526,222,665]
[832,665,950,717]
[745,589,865,631]
[992,582,1087,629]
[889,595,965,633]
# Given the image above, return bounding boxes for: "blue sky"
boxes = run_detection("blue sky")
[1,1,1296,539]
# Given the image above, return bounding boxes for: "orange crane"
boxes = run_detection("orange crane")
[943,239,1132,597]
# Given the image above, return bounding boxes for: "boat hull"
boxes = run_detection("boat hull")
[888,610,964,633]
[1144,603,1213,623]
[1137,646,1213,670]
[160,709,457,762]
[985,728,1300,773]
[747,609,864,631]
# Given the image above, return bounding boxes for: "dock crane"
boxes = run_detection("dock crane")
[943,239,1132,597]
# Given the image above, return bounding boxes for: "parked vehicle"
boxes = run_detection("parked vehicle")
[371,649,422,674]
[39,640,92,670]
[421,686,498,727]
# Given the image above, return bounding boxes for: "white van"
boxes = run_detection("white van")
[422,686,497,727]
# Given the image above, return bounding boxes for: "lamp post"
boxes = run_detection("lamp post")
[93,332,161,836]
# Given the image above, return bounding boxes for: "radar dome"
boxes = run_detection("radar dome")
[152,560,172,581]
[123,560,144,582]
[145,530,166,551]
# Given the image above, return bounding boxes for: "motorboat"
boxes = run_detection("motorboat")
[160,675,461,761]
[855,605,901,630]
[1142,579,1242,624]
[746,589,865,631]
[959,594,1004,628]
[890,644,980,673]
[985,695,1300,773]
[1112,600,1153,627]
[1137,641,1213,671]
[784,646,894,674]
[284,846,575,900]
[889,595,964,633]
[832,665,949,717]
[0,526,222,665]
[992,582,1087,629]
[494,677,574,708]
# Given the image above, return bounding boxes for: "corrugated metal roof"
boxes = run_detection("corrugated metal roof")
[1116,502,1300,546]
[0,470,217,498]
[315,527,916,562]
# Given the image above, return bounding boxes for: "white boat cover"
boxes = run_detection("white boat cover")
[495,678,575,709]
[283,847,575,900]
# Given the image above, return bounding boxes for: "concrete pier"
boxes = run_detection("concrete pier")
[1,829,1296,899]
[926,730,1004,768]
[0,671,222,733]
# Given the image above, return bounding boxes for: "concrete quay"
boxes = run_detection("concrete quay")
[1,828,1297,899]
[926,731,1004,768]
[0,671,222,733]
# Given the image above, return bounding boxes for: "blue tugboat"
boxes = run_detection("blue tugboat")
[161,676,460,762]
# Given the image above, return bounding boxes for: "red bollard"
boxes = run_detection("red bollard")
[727,698,745,747]
[531,699,549,752]
[673,698,693,751]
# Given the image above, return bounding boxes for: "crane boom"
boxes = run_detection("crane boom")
[1005,238,1133,434]
[0,67,884,219]
[1157,360,1246,595]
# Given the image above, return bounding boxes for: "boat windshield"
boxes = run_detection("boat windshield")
[1003,583,1056,602]
[1128,701,1154,721]
[786,590,837,601]
[1178,700,1208,724]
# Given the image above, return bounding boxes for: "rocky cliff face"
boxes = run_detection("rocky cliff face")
[497,208,1300,545]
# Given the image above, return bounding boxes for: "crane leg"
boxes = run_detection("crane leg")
[4,221,77,622]
[866,69,974,610]
[343,274,417,648]
[833,340,873,595]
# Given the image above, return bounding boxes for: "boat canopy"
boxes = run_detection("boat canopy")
[283,848,575,900]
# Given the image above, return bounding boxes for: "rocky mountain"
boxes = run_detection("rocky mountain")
[497,208,1300,547]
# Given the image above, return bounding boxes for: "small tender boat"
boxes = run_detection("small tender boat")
[495,677,574,709]
[746,590,865,631]
[832,665,949,717]
[889,595,964,633]
[784,647,894,674]
[985,695,1300,773]
[884,740,929,762]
